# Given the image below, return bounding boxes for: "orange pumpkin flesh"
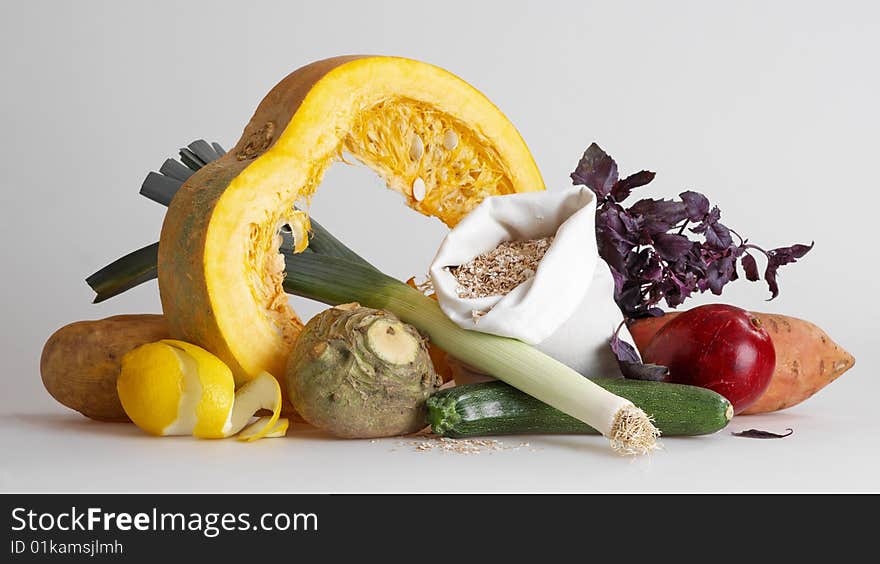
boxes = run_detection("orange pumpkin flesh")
[158,56,544,386]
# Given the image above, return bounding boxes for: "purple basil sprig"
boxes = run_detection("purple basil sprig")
[572,143,813,319]
[610,321,669,381]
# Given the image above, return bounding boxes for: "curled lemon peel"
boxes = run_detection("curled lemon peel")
[118,341,286,441]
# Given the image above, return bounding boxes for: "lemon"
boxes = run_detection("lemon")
[116,342,183,436]
[117,340,285,440]
[160,340,234,438]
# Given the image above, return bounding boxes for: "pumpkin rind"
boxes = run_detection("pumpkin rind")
[158,56,544,385]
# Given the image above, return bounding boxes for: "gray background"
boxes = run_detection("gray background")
[1,1,877,491]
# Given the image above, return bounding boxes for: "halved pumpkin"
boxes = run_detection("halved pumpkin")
[158,55,544,385]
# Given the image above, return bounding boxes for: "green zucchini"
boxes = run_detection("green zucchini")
[427,379,733,437]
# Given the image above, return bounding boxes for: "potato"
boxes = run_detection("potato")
[628,311,855,414]
[40,314,170,421]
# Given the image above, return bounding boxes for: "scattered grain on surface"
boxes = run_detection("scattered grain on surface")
[397,436,532,455]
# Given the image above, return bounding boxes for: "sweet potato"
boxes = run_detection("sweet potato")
[40,314,170,421]
[628,311,855,414]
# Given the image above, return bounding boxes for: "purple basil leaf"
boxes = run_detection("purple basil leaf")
[616,283,646,318]
[659,274,694,308]
[705,206,721,224]
[642,256,663,281]
[741,253,760,281]
[571,143,618,199]
[601,241,629,273]
[597,202,625,235]
[763,242,814,299]
[624,248,652,271]
[614,277,649,312]
[609,329,670,381]
[619,361,670,381]
[596,204,639,273]
[691,211,733,250]
[610,170,655,202]
[673,272,697,301]
[610,332,641,364]
[680,190,710,221]
[705,221,733,250]
[764,264,782,299]
[618,210,643,234]
[608,266,626,293]
[732,428,793,439]
[629,198,688,233]
[707,255,737,295]
[768,242,815,263]
[653,233,693,261]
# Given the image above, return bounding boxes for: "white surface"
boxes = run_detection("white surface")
[2,397,877,493]
[1,1,878,492]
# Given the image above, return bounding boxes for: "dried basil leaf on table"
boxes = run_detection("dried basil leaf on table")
[732,428,794,439]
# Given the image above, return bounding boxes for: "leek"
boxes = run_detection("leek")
[284,253,659,454]
[86,141,660,454]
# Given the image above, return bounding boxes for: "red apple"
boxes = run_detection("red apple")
[642,304,776,414]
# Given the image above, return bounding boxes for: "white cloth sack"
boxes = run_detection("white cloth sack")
[429,186,631,377]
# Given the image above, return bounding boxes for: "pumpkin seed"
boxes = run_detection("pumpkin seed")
[409,134,424,161]
[270,253,286,274]
[443,130,459,151]
[412,177,427,201]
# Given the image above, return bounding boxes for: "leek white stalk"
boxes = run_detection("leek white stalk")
[284,253,660,455]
